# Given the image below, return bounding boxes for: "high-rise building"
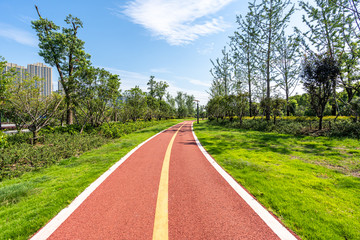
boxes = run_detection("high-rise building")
[5,62,53,96]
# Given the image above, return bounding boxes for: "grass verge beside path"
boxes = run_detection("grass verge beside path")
[0,119,183,240]
[193,121,360,240]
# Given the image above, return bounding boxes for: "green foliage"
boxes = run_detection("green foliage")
[74,66,121,129]
[32,9,91,124]
[124,86,147,121]
[194,122,360,239]
[4,75,64,142]
[0,120,182,240]
[208,117,360,139]
[0,132,108,180]
[301,52,340,129]
[0,119,178,180]
[0,131,8,148]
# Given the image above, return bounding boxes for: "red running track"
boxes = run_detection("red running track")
[31,121,298,240]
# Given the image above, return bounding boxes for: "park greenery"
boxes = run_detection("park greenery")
[194,122,360,239]
[0,120,183,240]
[0,7,196,179]
[208,0,360,133]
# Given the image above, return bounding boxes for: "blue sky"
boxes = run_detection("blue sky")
[0,0,306,104]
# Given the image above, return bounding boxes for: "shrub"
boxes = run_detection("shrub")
[208,117,360,139]
[0,131,8,148]
[0,132,108,180]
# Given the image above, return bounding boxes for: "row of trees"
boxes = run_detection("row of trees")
[208,0,360,129]
[0,7,196,141]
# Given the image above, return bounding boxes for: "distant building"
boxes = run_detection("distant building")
[5,62,53,96]
[58,81,64,94]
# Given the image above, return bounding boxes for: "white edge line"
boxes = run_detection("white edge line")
[191,123,297,240]
[30,123,181,240]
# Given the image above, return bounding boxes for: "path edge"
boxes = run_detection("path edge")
[191,122,298,240]
[30,123,182,240]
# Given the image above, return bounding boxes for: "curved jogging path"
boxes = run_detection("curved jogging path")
[31,121,299,240]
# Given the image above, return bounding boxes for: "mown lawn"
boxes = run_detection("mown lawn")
[0,119,183,240]
[193,121,360,240]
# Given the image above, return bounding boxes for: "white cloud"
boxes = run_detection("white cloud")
[0,23,37,47]
[122,0,235,45]
[102,67,209,104]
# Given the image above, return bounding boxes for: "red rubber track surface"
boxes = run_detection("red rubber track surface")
[46,121,295,239]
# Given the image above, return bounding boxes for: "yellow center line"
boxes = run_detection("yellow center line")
[152,123,185,240]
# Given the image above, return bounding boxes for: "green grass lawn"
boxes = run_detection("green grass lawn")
[0,119,183,240]
[194,121,360,240]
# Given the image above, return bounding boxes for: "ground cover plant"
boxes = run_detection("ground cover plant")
[194,121,360,240]
[209,116,360,139]
[0,119,182,240]
[0,120,177,180]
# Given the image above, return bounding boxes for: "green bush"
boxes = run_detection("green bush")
[1,119,174,180]
[209,118,360,138]
[0,131,8,148]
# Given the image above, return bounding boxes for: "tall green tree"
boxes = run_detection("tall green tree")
[299,0,342,58]
[124,86,147,121]
[175,92,188,118]
[256,0,294,121]
[275,32,301,116]
[301,52,340,130]
[230,4,259,117]
[185,94,195,117]
[155,81,169,101]
[32,6,90,125]
[0,57,17,128]
[210,47,233,96]
[4,76,63,142]
[147,75,156,98]
[75,66,121,131]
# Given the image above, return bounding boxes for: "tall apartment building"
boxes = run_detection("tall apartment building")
[5,62,53,96]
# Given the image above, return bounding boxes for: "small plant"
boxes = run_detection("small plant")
[0,131,8,148]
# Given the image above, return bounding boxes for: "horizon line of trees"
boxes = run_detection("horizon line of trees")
[208,0,360,129]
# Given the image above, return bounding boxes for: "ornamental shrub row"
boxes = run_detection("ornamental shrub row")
[0,120,173,180]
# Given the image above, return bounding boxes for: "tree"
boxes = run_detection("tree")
[0,57,17,128]
[175,92,188,118]
[147,76,156,98]
[299,0,347,116]
[74,66,121,132]
[165,93,176,118]
[206,96,226,121]
[5,76,63,143]
[155,81,169,101]
[256,0,294,121]
[32,6,90,125]
[230,5,259,117]
[337,0,360,107]
[270,97,286,124]
[210,47,233,96]
[185,94,195,117]
[124,86,147,121]
[299,0,342,58]
[301,52,340,130]
[275,32,301,116]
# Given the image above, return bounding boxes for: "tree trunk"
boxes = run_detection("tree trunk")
[66,99,73,125]
[286,79,290,116]
[319,116,323,130]
[265,0,273,122]
[32,130,38,144]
